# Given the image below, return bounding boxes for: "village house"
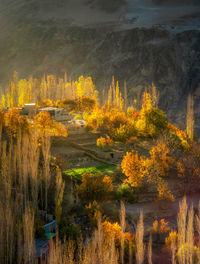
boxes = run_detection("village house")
[38,107,73,124]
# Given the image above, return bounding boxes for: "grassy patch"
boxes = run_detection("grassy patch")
[63,165,117,179]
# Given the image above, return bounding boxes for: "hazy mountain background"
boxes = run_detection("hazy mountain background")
[0,0,200,130]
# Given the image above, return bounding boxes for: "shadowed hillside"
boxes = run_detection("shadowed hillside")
[0,0,199,130]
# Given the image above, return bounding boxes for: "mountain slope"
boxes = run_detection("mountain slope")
[0,0,200,130]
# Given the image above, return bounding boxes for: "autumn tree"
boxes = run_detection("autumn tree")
[38,99,53,108]
[76,96,97,112]
[121,151,144,188]
[55,168,65,223]
[96,136,114,148]
[136,92,168,137]
[0,94,6,109]
[106,77,124,109]
[151,82,159,107]
[149,143,174,176]
[77,173,113,203]
[1,73,99,108]
[124,81,128,111]
[168,123,190,150]
[75,76,98,99]
[157,180,174,202]
[121,143,174,201]
[17,79,33,106]
[177,143,200,192]
[186,93,194,140]
[136,212,144,264]
[34,111,67,137]
[56,98,77,111]
[4,108,29,137]
[121,148,164,188]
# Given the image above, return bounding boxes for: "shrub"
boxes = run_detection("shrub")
[106,136,114,146]
[116,183,136,203]
[96,136,114,148]
[85,105,129,136]
[85,201,102,227]
[177,146,200,191]
[97,137,107,148]
[136,108,168,137]
[59,217,80,241]
[165,231,179,248]
[56,98,77,111]
[145,108,168,136]
[157,179,175,202]
[76,96,97,112]
[168,123,190,151]
[152,219,171,241]
[38,99,53,107]
[74,114,82,120]
[111,123,137,142]
[127,106,140,119]
[77,173,113,203]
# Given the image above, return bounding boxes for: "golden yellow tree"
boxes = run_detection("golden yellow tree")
[17,79,33,106]
[75,76,98,99]
[121,151,144,187]
[186,93,194,140]
[0,94,6,109]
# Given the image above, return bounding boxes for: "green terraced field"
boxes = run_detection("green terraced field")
[63,164,117,179]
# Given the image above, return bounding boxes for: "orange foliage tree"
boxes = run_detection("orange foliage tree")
[4,108,29,137]
[121,150,162,188]
[96,136,114,148]
[121,143,174,200]
[102,221,135,249]
[85,104,137,142]
[96,137,107,148]
[153,219,171,234]
[149,143,174,176]
[121,151,145,188]
[34,112,67,137]
[157,180,175,202]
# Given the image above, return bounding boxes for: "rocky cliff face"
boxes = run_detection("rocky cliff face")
[83,28,200,128]
[0,0,200,130]
[153,0,200,5]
